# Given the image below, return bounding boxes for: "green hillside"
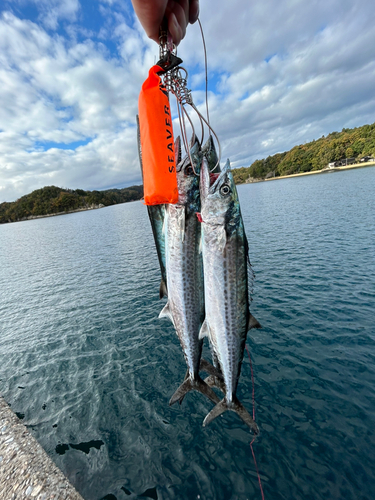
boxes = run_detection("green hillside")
[0,185,143,224]
[232,122,375,183]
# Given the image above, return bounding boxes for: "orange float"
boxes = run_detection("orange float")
[138,65,178,205]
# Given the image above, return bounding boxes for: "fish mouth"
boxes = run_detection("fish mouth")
[209,173,219,185]
[208,159,230,195]
[176,154,190,173]
[177,137,200,173]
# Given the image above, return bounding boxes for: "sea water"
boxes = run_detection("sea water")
[0,167,374,500]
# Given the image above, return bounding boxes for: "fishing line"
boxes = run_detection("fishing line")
[197,18,222,173]
[159,19,222,174]
[245,344,265,500]
[197,18,210,128]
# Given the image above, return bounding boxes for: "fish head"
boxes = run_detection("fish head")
[200,158,240,230]
[176,135,202,213]
[202,135,220,174]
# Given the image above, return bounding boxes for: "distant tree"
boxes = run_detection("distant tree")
[0,184,144,224]
[231,121,375,182]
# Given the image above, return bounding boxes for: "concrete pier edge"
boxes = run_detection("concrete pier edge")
[0,396,84,500]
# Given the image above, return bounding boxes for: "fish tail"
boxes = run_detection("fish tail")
[203,375,226,394]
[202,396,259,435]
[199,358,224,381]
[178,359,223,406]
[177,369,189,405]
[169,376,220,406]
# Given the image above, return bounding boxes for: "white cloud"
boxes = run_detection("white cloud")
[0,9,154,201]
[1,0,375,202]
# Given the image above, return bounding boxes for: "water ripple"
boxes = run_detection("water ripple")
[1,170,375,500]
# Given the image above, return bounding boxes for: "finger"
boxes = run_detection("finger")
[167,0,189,45]
[189,0,199,24]
[131,0,168,43]
[168,11,183,46]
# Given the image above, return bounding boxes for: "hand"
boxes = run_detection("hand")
[131,0,199,46]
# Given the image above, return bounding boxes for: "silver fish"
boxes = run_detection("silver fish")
[137,116,182,299]
[199,157,261,433]
[159,137,220,406]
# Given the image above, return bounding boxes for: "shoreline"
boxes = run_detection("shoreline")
[1,204,105,225]
[244,161,375,184]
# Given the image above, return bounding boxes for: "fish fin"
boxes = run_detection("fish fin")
[169,379,193,406]
[178,369,189,405]
[202,399,227,426]
[203,397,259,434]
[169,376,220,406]
[199,319,210,340]
[158,302,175,326]
[248,313,262,330]
[159,279,168,299]
[199,358,224,381]
[196,377,221,405]
[204,375,216,387]
[203,375,226,393]
[231,395,260,434]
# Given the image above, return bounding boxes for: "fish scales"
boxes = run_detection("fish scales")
[164,204,203,376]
[160,138,220,405]
[203,220,248,398]
[199,157,260,433]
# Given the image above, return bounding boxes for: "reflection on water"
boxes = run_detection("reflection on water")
[1,168,375,500]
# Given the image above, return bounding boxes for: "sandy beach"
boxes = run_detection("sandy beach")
[262,161,375,182]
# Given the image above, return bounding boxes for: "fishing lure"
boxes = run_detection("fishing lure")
[138,22,221,206]
[138,64,178,205]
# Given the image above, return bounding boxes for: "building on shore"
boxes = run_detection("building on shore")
[328,158,356,168]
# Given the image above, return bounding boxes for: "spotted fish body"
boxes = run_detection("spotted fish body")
[199,157,260,432]
[137,115,183,298]
[159,138,220,405]
[145,136,181,298]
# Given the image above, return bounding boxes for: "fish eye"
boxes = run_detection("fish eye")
[220,184,231,196]
[185,165,194,175]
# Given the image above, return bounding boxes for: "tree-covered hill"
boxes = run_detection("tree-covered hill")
[0,185,143,224]
[232,122,375,183]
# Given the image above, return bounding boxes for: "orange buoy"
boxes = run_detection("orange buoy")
[138,65,178,205]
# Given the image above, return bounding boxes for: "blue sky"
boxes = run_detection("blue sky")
[1,0,375,202]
